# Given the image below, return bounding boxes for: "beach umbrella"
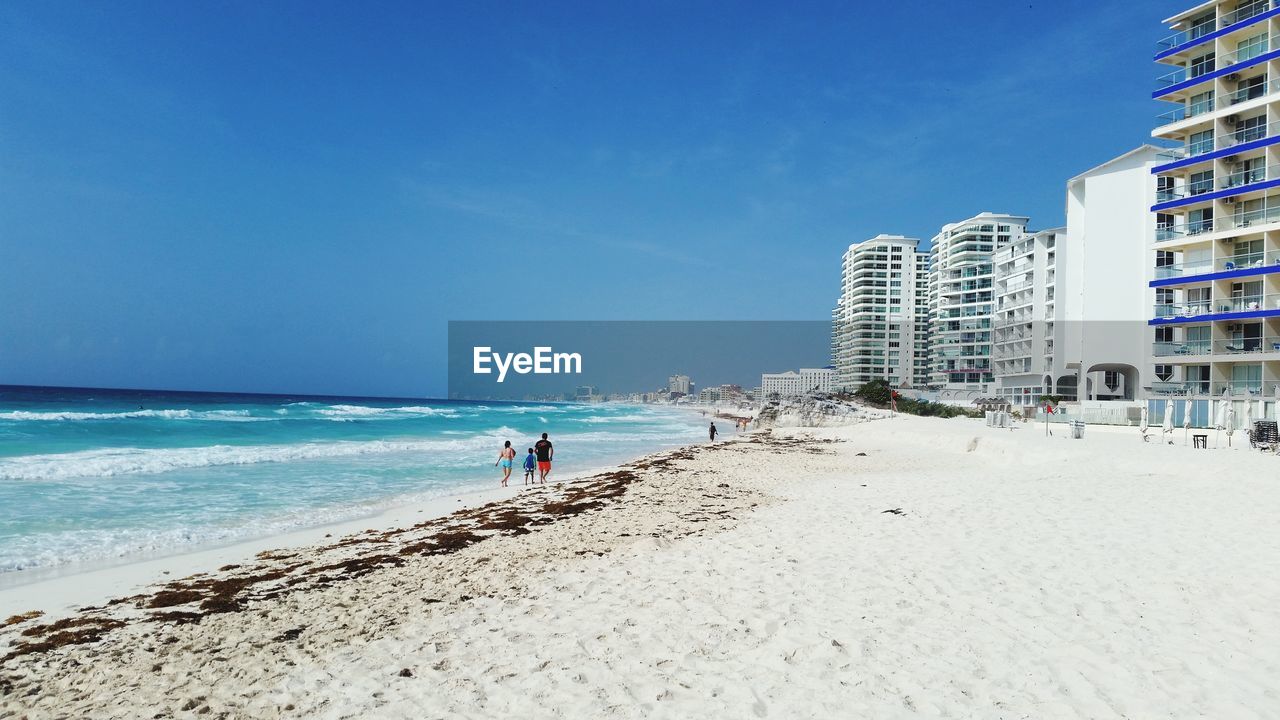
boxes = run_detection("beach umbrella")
[1215,395,1228,448]
[1140,404,1149,439]
[1162,401,1174,441]
[1244,401,1254,446]
[1226,404,1236,447]
[1182,400,1192,446]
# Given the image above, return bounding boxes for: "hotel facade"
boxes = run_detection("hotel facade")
[992,228,1067,406]
[831,235,930,390]
[928,213,1030,394]
[1152,0,1280,417]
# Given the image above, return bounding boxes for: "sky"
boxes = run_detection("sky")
[1,0,1175,397]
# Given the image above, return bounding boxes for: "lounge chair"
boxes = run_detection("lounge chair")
[1250,421,1279,452]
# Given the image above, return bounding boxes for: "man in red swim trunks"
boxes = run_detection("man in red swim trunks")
[533,432,554,484]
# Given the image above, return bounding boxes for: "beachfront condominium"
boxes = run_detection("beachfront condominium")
[928,213,1030,394]
[992,228,1067,406]
[831,235,930,391]
[1151,0,1280,415]
[668,374,692,395]
[761,368,834,399]
[1062,146,1164,402]
[989,146,1164,406]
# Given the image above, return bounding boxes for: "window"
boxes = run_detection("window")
[1186,365,1210,393]
[1235,113,1268,143]
[1235,74,1267,103]
[1189,52,1215,79]
[1155,327,1173,342]
[1156,250,1175,267]
[1231,364,1262,392]
[1188,12,1215,40]
[1188,90,1214,117]
[1189,129,1214,155]
[1155,364,1173,382]
[1188,207,1213,233]
[1237,32,1269,62]
[1189,169,1214,195]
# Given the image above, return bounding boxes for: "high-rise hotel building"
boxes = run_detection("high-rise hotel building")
[928,213,1030,393]
[831,235,930,390]
[1151,0,1280,411]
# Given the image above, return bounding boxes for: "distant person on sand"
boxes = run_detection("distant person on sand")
[522,447,536,486]
[494,440,516,487]
[709,422,718,442]
[534,433,554,484]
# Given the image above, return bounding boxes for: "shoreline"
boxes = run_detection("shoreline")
[0,439,714,619]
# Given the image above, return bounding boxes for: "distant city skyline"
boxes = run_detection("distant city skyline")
[2,1,1172,396]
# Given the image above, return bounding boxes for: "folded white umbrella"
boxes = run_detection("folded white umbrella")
[1226,405,1236,447]
[1215,397,1228,448]
[1140,405,1149,436]
[1244,401,1254,444]
[1183,400,1192,445]
[1162,401,1174,438]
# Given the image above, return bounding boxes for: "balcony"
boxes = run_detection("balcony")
[1156,1,1278,57]
[1222,0,1275,28]
[1154,293,1280,319]
[1215,336,1280,353]
[1151,379,1271,397]
[1155,251,1280,279]
[1156,217,1214,241]
[1153,339,1213,356]
[1158,121,1280,162]
[1156,17,1219,55]
[1220,163,1280,190]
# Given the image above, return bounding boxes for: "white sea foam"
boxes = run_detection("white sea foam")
[0,409,262,422]
[313,404,459,418]
[0,438,489,481]
[0,425,691,482]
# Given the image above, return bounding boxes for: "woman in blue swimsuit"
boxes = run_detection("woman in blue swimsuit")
[495,440,516,487]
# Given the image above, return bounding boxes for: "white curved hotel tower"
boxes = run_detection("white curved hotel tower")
[831,235,930,390]
[927,213,1030,393]
[1152,0,1280,412]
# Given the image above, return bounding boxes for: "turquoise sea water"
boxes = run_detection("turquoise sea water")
[0,386,706,576]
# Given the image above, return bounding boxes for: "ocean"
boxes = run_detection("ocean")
[0,386,706,578]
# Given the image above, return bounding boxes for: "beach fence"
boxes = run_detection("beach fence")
[1037,404,1141,426]
[1145,397,1278,429]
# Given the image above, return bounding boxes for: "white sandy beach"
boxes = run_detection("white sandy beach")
[3,412,1279,718]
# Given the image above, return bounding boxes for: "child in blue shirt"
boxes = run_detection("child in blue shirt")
[522,448,537,485]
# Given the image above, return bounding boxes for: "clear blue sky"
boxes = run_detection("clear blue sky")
[1,0,1171,397]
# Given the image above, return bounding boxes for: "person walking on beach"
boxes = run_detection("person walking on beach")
[495,440,516,487]
[522,447,537,486]
[534,432,554,484]
[709,422,718,442]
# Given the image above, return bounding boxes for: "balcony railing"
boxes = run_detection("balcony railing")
[1156,218,1214,240]
[1156,2,1277,54]
[1155,300,1213,318]
[1155,251,1280,279]
[1226,121,1276,147]
[1156,293,1280,317]
[1156,67,1190,89]
[1220,79,1277,108]
[1157,96,1216,124]
[1220,164,1279,189]
[1152,380,1271,397]
[1222,0,1275,27]
[1153,339,1213,356]
[1215,337,1280,353]
[1158,121,1280,162]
